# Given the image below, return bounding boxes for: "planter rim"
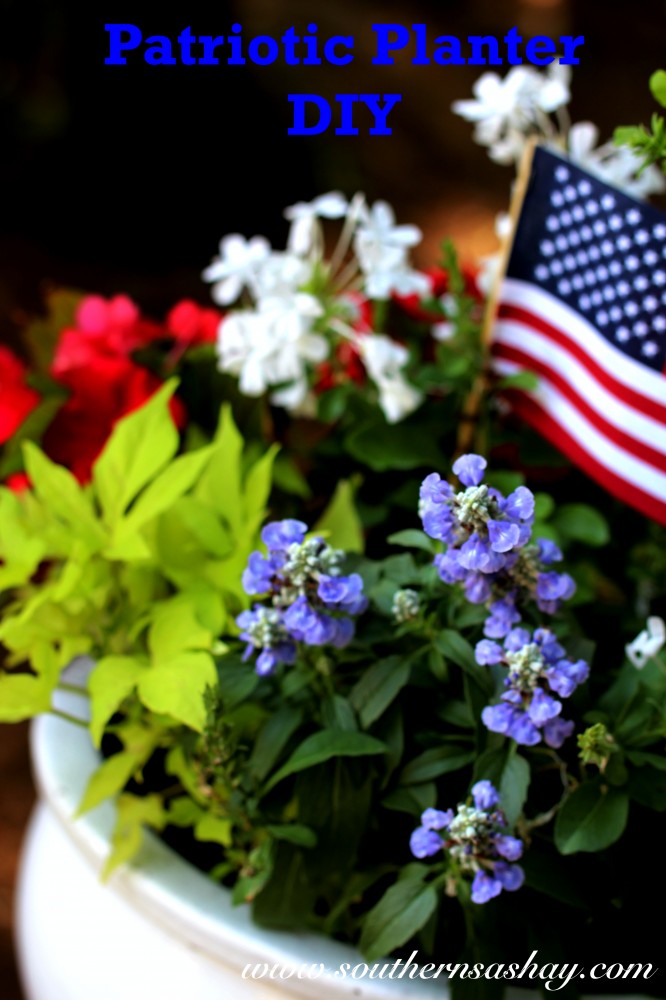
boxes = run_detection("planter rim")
[30,697,444,1000]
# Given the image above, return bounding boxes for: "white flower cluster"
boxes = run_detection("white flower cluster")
[203,194,427,422]
[453,65,665,198]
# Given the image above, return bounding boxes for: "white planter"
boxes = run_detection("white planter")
[15,687,650,1000]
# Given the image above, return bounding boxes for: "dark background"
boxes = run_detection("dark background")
[1,1,665,997]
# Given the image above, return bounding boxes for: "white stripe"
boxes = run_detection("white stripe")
[494,357,666,502]
[494,319,666,454]
[499,278,666,407]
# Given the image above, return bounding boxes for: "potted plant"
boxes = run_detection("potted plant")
[3,65,666,1000]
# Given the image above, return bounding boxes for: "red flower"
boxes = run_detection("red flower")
[0,347,40,445]
[45,295,187,483]
[166,300,221,348]
[6,472,31,493]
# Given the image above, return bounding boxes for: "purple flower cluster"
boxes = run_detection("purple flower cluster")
[238,519,367,675]
[410,780,525,905]
[478,628,589,747]
[419,454,575,638]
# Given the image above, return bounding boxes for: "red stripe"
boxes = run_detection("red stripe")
[504,389,666,526]
[492,341,666,472]
[497,303,666,425]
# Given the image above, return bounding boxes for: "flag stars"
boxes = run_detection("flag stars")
[555,166,570,183]
[540,240,555,256]
[546,216,560,232]
[550,260,564,276]
[617,235,632,252]
[564,185,578,202]
[560,210,572,226]
[617,280,631,296]
[644,250,659,267]
[624,301,640,317]
[602,286,616,301]
[585,200,600,216]
[643,295,658,310]
[633,321,649,337]
[596,310,609,326]
[571,274,585,291]
[653,315,666,332]
[580,225,593,241]
[609,215,623,231]
[555,235,569,252]
[609,261,622,277]
[596,265,609,281]
[558,279,572,295]
[593,220,607,237]
[572,205,586,223]
[534,264,549,281]
[601,194,616,210]
[576,250,589,266]
[633,275,649,292]
[626,256,640,270]
[653,223,666,240]
[609,306,623,322]
[578,294,591,310]
[563,254,577,271]
[635,230,650,245]
[551,191,565,208]
[616,327,631,342]
[626,208,642,226]
[642,341,659,357]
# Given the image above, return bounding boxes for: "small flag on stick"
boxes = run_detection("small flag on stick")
[490,145,666,525]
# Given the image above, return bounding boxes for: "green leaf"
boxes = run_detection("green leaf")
[114,445,218,540]
[103,793,165,880]
[349,656,410,729]
[399,746,475,785]
[382,783,437,816]
[249,706,304,782]
[263,730,387,793]
[195,404,244,530]
[0,642,61,721]
[93,380,180,527]
[22,443,106,549]
[272,455,311,499]
[77,750,147,816]
[88,656,146,748]
[242,443,280,531]
[554,782,629,854]
[387,529,436,554]
[266,824,317,848]
[553,503,610,547]
[434,630,493,694]
[496,370,539,391]
[148,597,212,662]
[137,651,217,731]
[314,478,364,553]
[360,875,438,962]
[498,753,531,826]
[650,69,666,108]
[194,814,233,847]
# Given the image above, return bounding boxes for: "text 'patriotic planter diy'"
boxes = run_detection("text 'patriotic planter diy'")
[2,61,666,1000]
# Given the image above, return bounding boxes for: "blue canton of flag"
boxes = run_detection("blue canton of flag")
[491,145,666,525]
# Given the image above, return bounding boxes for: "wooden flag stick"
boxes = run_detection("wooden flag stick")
[454,137,538,458]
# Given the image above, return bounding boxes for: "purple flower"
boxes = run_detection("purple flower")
[487,519,521,553]
[471,780,500,810]
[494,835,523,862]
[421,808,454,830]
[543,717,575,748]
[410,827,444,858]
[527,688,562,725]
[261,519,307,551]
[494,861,525,891]
[537,538,563,564]
[452,453,487,487]
[471,870,503,903]
[502,487,535,522]
[476,640,503,665]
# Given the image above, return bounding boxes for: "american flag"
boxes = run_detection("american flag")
[491,145,666,526]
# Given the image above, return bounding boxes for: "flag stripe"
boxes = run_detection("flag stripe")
[502,388,666,526]
[500,278,666,418]
[492,334,666,469]
[495,357,666,502]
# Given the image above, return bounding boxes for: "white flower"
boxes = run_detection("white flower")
[355,332,423,423]
[354,201,428,300]
[254,252,311,299]
[567,121,666,200]
[453,66,571,165]
[284,192,348,255]
[626,616,666,669]
[202,234,271,305]
[217,294,328,407]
